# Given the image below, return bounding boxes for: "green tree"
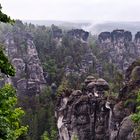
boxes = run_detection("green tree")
[41,129,57,140]
[131,91,140,139]
[41,131,50,140]
[0,4,14,23]
[72,134,78,140]
[0,4,28,140]
[0,4,15,77]
[0,84,28,140]
[57,77,69,95]
[43,58,57,83]
[0,46,15,76]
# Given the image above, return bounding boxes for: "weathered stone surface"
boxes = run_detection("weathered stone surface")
[51,24,63,39]
[4,32,46,98]
[117,115,134,140]
[67,29,89,41]
[56,76,110,140]
[111,30,132,42]
[125,60,140,82]
[3,24,140,140]
[97,30,140,74]
[48,26,95,79]
[12,58,25,79]
[55,70,140,140]
[98,32,111,43]
[135,32,140,43]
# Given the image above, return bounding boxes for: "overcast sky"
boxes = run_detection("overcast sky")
[1,0,140,22]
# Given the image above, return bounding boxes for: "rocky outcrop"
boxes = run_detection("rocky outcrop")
[55,68,140,140]
[51,24,63,39]
[115,60,140,140]
[2,22,140,140]
[111,30,132,43]
[97,30,140,73]
[67,29,89,41]
[56,76,112,140]
[98,32,111,43]
[4,31,46,98]
[51,27,95,80]
[98,30,132,43]
[135,32,140,43]
[46,26,95,80]
[116,115,134,140]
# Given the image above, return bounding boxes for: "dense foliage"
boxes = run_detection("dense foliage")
[0,19,135,139]
[0,4,14,23]
[0,45,15,76]
[0,4,27,140]
[18,87,57,140]
[0,5,15,76]
[0,84,28,140]
[132,91,140,139]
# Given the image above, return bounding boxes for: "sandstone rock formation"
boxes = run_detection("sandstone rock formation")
[67,29,89,42]
[2,22,140,140]
[97,29,140,74]
[50,27,96,81]
[54,29,140,140]
[55,69,140,140]
[56,76,111,140]
[4,31,46,103]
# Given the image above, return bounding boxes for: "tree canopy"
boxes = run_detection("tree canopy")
[0,46,15,76]
[0,4,14,23]
[0,4,28,140]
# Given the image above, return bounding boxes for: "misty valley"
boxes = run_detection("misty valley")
[0,19,140,140]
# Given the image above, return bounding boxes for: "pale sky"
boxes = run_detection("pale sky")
[1,0,140,22]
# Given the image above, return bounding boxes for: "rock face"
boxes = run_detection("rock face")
[55,71,139,140]
[56,76,111,140]
[54,29,140,140]
[51,24,63,39]
[50,28,140,82]
[97,30,140,74]
[2,22,140,140]
[66,29,95,78]
[67,29,89,41]
[50,27,95,83]
[4,31,46,99]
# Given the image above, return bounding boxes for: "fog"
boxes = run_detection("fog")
[1,0,140,22]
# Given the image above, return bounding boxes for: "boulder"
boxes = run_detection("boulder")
[117,115,134,140]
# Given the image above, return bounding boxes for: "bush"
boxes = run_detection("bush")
[0,84,28,140]
[131,91,140,139]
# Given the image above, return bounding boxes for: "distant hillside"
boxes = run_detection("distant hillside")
[23,20,140,35]
[23,20,90,30]
[84,21,140,35]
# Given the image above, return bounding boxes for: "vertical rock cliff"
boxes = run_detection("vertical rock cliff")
[56,76,111,140]
[1,21,140,140]
[4,29,46,107]
[55,72,138,140]
[97,30,140,74]
[55,30,140,140]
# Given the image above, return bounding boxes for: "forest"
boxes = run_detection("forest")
[1,3,140,140]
